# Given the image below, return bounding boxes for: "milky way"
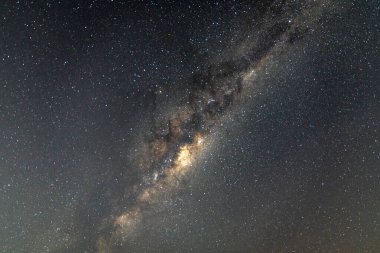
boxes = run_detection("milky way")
[95,1,341,251]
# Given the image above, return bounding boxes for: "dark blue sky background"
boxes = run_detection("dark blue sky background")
[0,1,379,252]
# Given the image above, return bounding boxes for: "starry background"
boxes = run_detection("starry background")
[0,0,379,252]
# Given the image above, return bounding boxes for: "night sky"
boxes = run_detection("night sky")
[1,0,380,252]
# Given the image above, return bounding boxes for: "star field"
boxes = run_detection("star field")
[0,1,379,252]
